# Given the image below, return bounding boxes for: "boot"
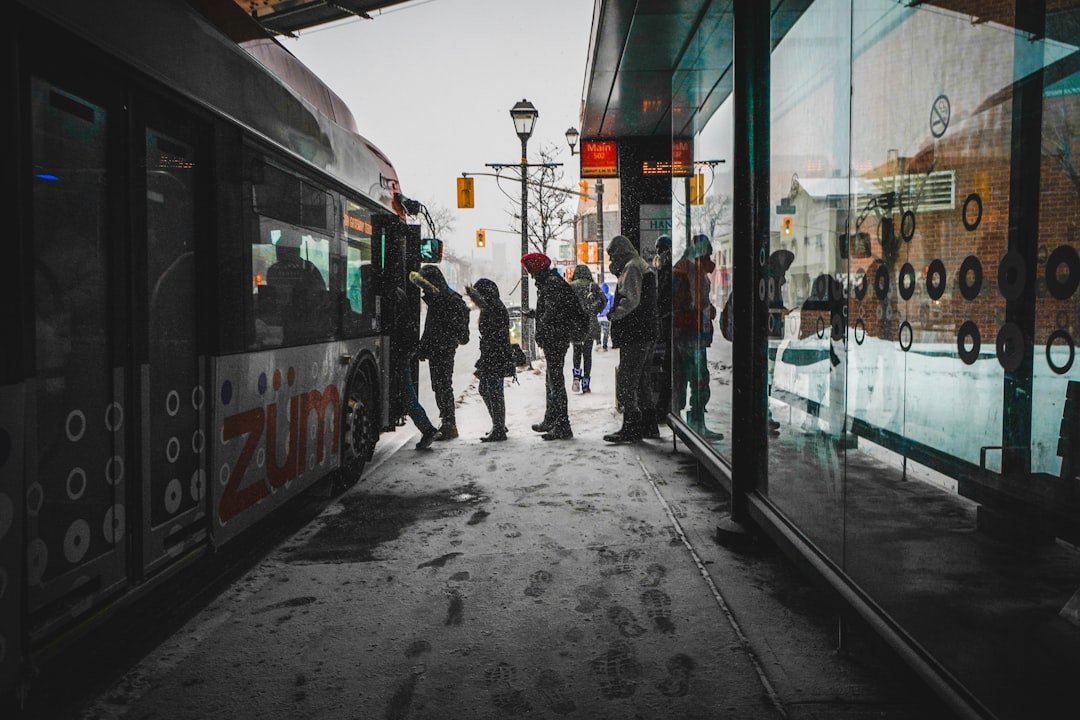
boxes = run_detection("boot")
[435,422,458,440]
[415,425,438,449]
[580,376,591,394]
[541,422,573,440]
[572,367,582,393]
[639,408,661,439]
[604,410,642,444]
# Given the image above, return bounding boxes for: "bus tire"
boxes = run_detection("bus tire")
[340,368,377,487]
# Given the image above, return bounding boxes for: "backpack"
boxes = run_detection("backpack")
[568,289,592,344]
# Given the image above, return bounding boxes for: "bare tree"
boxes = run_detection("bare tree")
[504,143,575,257]
[695,193,732,241]
[423,202,456,239]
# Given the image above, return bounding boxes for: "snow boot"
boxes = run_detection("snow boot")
[580,376,591,394]
[604,410,642,444]
[639,408,661,439]
[572,367,582,393]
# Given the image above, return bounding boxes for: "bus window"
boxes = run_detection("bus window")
[253,223,332,347]
[342,198,378,336]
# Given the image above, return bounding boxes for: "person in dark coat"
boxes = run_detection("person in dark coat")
[604,235,658,443]
[568,263,606,394]
[653,235,674,424]
[521,252,576,440]
[388,286,439,449]
[410,264,469,440]
[465,278,514,442]
[673,233,720,438]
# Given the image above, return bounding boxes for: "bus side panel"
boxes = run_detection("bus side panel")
[0,384,25,696]
[208,339,377,545]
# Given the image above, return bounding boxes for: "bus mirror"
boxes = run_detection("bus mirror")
[420,238,443,263]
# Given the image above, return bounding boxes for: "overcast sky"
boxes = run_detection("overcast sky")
[285,0,594,266]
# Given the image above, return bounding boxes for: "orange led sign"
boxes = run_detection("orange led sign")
[580,140,618,178]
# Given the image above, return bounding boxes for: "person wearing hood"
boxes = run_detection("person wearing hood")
[603,235,658,443]
[568,263,606,394]
[409,264,470,440]
[673,233,720,437]
[520,252,576,440]
[465,278,515,442]
[653,235,674,425]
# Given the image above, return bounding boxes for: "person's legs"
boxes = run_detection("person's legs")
[637,340,660,438]
[605,341,648,442]
[543,341,572,439]
[572,342,583,392]
[429,352,457,438]
[580,341,594,393]
[478,376,507,441]
[404,365,438,448]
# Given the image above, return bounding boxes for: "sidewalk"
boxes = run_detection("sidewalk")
[75,347,946,720]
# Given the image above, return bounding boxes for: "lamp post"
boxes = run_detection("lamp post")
[510,99,539,359]
[565,126,604,285]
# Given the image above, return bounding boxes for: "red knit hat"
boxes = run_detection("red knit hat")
[520,252,551,275]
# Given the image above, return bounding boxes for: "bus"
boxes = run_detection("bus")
[1,0,434,701]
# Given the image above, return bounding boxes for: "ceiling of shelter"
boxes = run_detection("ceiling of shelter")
[580,0,1080,143]
[229,0,415,35]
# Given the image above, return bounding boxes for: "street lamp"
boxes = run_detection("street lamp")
[564,127,579,155]
[565,126,604,285]
[510,98,538,358]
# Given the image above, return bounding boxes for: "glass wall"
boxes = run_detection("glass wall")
[677,2,1080,717]
[765,2,1080,719]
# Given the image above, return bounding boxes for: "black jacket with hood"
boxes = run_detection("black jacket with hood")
[465,278,514,377]
[410,264,469,360]
[606,235,657,347]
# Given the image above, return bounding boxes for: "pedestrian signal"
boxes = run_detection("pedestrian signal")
[476,229,486,248]
[457,177,474,208]
[689,173,704,205]
[782,216,793,236]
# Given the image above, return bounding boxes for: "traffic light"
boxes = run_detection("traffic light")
[457,177,474,208]
[689,173,704,205]
[577,242,589,263]
[475,229,486,248]
[579,180,588,196]
[782,216,793,236]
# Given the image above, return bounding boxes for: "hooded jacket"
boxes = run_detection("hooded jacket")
[410,264,469,359]
[568,264,605,342]
[606,235,656,347]
[465,278,514,377]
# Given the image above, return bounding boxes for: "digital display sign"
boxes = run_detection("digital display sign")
[580,140,618,178]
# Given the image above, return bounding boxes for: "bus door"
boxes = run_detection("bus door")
[25,68,130,630]
[373,216,419,426]
[132,97,209,578]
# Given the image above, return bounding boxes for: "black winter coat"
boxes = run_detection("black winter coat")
[412,266,468,360]
[467,279,514,378]
[534,269,581,350]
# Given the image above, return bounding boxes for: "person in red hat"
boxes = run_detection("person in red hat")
[521,252,578,440]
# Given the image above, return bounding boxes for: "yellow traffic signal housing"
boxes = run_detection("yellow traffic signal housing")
[457,177,474,208]
[782,216,793,235]
[476,229,486,248]
[689,173,705,205]
[577,242,589,263]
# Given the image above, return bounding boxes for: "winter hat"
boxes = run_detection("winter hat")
[521,252,551,275]
[656,235,671,252]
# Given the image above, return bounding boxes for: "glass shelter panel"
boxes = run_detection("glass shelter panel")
[767,0,852,561]
[670,12,735,453]
[768,2,1080,719]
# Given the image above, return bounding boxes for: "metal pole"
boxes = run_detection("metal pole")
[520,136,532,360]
[596,178,605,285]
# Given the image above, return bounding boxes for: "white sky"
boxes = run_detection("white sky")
[285,0,594,270]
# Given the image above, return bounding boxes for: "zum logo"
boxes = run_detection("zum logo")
[218,371,340,523]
